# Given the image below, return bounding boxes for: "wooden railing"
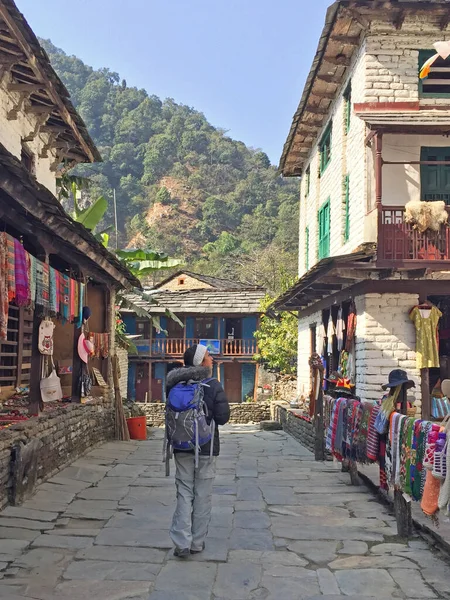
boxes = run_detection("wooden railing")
[378,206,450,264]
[134,338,257,357]
[221,339,257,356]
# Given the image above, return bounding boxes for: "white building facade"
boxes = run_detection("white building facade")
[276,0,450,419]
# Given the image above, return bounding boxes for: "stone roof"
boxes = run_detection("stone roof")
[127,288,266,315]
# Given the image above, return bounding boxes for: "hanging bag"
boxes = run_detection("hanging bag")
[40,356,63,403]
[38,319,55,355]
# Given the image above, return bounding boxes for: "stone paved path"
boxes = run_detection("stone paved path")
[0,425,449,600]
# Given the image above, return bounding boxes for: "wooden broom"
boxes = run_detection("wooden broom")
[112,354,130,441]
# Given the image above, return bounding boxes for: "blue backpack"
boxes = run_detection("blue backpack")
[164,378,215,473]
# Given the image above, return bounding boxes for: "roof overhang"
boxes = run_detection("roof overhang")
[0,0,101,166]
[273,244,376,312]
[280,0,450,177]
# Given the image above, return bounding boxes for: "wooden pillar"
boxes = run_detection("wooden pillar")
[148,361,152,403]
[375,132,384,257]
[421,369,430,420]
[16,306,24,388]
[28,309,42,416]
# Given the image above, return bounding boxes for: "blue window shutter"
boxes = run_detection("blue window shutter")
[122,314,136,334]
[242,316,257,339]
[241,363,256,401]
[186,317,195,339]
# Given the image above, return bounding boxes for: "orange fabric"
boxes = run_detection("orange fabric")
[421,471,441,516]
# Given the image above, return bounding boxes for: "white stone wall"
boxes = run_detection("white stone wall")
[0,75,58,194]
[297,310,322,397]
[116,346,129,400]
[355,293,421,410]
[365,25,450,106]
[299,44,368,277]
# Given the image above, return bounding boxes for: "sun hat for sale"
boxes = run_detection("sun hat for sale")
[382,369,415,391]
[78,333,94,364]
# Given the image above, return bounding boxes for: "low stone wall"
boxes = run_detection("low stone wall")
[138,401,271,426]
[272,402,315,452]
[0,398,114,509]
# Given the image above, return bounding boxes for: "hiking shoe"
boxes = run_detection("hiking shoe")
[173,547,190,559]
[190,542,206,554]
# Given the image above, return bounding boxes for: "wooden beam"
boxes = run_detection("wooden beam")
[305,104,329,115]
[8,82,43,92]
[323,54,352,67]
[330,34,361,45]
[310,89,336,100]
[316,73,342,85]
[0,6,96,162]
[28,104,56,115]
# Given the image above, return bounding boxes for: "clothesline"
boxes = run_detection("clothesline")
[0,232,84,340]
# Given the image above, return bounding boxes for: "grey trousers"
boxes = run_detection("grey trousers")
[170,453,217,551]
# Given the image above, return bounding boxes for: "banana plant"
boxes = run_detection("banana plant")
[115,248,182,278]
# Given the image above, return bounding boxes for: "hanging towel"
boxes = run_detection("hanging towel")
[14,238,29,306]
[28,253,37,307]
[74,281,80,320]
[49,267,58,315]
[6,234,15,302]
[0,233,8,340]
[36,261,50,309]
[366,404,381,462]
[78,282,85,328]
[69,278,76,321]
[60,274,69,324]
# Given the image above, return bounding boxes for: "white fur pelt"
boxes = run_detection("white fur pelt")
[404,200,448,233]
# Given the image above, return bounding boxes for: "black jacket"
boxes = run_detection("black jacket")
[166,365,230,456]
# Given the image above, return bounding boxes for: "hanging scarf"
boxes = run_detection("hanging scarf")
[367,404,381,462]
[0,233,8,339]
[411,421,429,501]
[326,399,337,451]
[333,398,347,460]
[69,278,76,322]
[60,274,70,324]
[74,281,80,320]
[49,267,58,315]
[14,238,28,306]
[379,434,388,491]
[28,253,37,308]
[356,402,372,464]
[36,261,49,309]
[78,282,85,328]
[6,234,15,302]
[399,417,412,492]
[345,304,356,352]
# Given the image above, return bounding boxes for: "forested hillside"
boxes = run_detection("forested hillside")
[42,40,299,292]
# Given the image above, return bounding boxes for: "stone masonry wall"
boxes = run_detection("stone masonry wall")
[0,398,114,509]
[355,292,421,410]
[116,346,129,400]
[272,403,315,453]
[138,401,271,427]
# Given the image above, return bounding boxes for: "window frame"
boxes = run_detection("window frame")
[420,146,450,204]
[319,123,332,175]
[343,174,350,242]
[318,199,331,260]
[344,84,351,135]
[305,166,310,197]
[419,49,450,98]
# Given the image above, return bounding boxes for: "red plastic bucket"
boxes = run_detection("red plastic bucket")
[126,416,147,440]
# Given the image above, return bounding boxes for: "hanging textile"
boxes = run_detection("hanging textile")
[14,238,29,306]
[36,261,50,309]
[28,253,36,308]
[69,278,76,321]
[326,317,335,354]
[60,274,70,324]
[345,303,356,352]
[91,333,110,359]
[409,305,442,369]
[0,233,8,339]
[336,306,345,352]
[6,234,15,302]
[49,267,58,315]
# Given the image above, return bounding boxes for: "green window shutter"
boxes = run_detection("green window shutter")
[343,175,350,242]
[319,123,332,174]
[344,84,351,134]
[318,200,330,260]
[419,49,450,98]
[305,227,309,270]
[420,147,450,204]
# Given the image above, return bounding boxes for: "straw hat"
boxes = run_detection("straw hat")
[78,333,94,364]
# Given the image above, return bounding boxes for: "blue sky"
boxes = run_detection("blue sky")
[17,0,332,164]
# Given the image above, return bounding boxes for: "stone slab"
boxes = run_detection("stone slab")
[0,527,38,541]
[329,555,419,570]
[389,569,437,598]
[31,535,94,550]
[76,546,166,564]
[214,563,262,599]
[0,518,55,532]
[63,560,161,581]
[229,528,274,551]
[95,528,172,549]
[273,524,385,542]
[287,541,338,564]
[229,550,308,567]
[47,580,152,600]
[234,511,270,529]
[76,488,129,501]
[338,541,369,555]
[335,569,396,597]
[317,568,341,596]
[0,507,58,522]
[12,549,70,569]
[154,562,216,592]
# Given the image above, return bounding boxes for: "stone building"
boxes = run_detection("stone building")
[0,0,138,507]
[122,271,265,403]
[275,0,450,419]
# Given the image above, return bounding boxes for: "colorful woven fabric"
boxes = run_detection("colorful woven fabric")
[379,434,388,491]
[0,233,8,339]
[28,254,36,307]
[345,303,356,352]
[14,239,28,306]
[74,281,79,319]
[60,274,69,323]
[421,470,440,516]
[36,261,49,309]
[69,278,76,321]
[6,234,15,302]
[367,404,380,462]
[49,267,58,315]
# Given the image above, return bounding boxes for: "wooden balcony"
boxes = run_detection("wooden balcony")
[133,338,257,358]
[378,206,450,266]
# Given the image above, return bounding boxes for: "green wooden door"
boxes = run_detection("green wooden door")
[318,200,330,260]
[421,147,450,204]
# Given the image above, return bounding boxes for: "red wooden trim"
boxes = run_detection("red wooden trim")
[354,101,420,112]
